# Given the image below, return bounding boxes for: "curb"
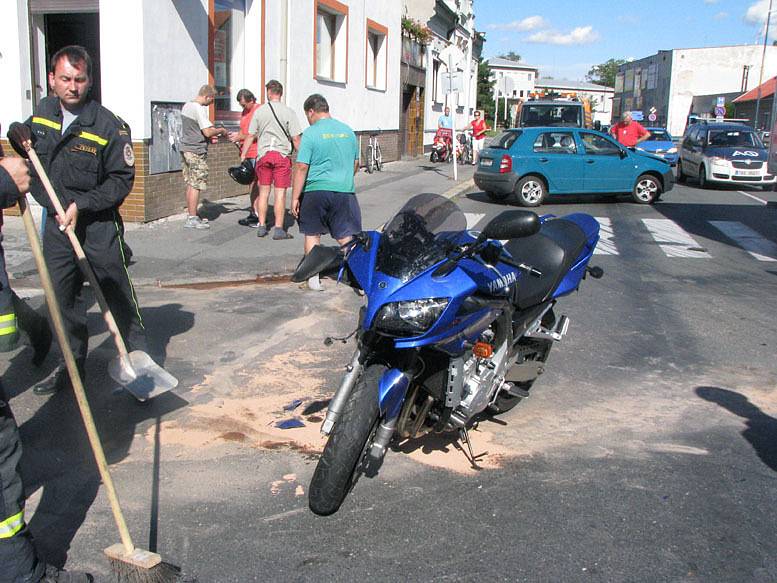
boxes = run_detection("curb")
[441,177,476,200]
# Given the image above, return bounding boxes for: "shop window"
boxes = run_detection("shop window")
[212,0,246,120]
[366,19,388,91]
[315,0,348,83]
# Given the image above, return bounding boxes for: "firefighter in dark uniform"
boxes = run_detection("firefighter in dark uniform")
[10,45,147,396]
[0,157,91,582]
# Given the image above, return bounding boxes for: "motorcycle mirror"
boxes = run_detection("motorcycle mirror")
[481,210,540,241]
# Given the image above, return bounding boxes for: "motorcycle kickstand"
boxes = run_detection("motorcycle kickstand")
[459,427,481,470]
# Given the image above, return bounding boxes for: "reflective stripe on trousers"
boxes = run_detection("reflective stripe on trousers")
[0,313,16,336]
[0,509,24,538]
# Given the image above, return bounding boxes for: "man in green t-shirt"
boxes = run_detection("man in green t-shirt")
[291,94,361,258]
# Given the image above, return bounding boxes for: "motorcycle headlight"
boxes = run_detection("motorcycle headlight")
[374,298,450,336]
[667,147,677,154]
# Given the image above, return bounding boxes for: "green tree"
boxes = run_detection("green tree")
[586,58,627,87]
[477,59,496,120]
[498,51,521,62]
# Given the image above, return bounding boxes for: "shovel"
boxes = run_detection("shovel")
[10,126,177,401]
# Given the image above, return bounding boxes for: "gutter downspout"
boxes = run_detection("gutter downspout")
[281,0,290,103]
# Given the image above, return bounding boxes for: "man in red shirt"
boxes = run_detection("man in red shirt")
[610,111,651,147]
[229,89,261,226]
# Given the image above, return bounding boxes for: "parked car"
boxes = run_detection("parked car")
[677,122,776,190]
[637,127,678,165]
[474,127,674,206]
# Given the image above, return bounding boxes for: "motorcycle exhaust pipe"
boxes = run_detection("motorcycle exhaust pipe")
[321,348,363,435]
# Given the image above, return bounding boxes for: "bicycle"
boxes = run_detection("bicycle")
[366,130,383,173]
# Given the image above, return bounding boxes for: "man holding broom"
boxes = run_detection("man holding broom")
[0,155,92,582]
[9,45,147,397]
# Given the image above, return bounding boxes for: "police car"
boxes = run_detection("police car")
[677,122,775,189]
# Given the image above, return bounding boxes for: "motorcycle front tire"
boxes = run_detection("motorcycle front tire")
[309,364,385,516]
[430,150,439,163]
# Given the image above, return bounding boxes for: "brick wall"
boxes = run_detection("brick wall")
[356,130,399,167]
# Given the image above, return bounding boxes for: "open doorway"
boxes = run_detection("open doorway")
[30,11,101,106]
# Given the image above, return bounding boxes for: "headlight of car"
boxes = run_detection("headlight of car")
[667,147,677,154]
[709,156,728,165]
[374,298,450,336]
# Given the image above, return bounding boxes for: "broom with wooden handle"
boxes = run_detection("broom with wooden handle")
[7,125,179,583]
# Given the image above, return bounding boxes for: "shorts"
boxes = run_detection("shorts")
[181,151,209,190]
[256,151,292,188]
[298,190,362,240]
[473,137,485,154]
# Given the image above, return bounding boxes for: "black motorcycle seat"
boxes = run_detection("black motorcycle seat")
[504,218,588,309]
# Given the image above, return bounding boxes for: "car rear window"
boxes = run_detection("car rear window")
[491,131,522,149]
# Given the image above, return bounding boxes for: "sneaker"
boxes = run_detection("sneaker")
[272,227,293,240]
[238,213,259,227]
[184,216,210,229]
[256,225,268,237]
[34,366,74,396]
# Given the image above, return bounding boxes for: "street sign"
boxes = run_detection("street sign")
[717,96,726,107]
[648,113,657,122]
[714,106,726,117]
[649,106,657,114]
[716,115,724,123]
[496,76,514,97]
[631,110,644,121]
[442,71,464,94]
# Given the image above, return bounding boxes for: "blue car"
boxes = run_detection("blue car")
[637,127,679,165]
[474,127,674,207]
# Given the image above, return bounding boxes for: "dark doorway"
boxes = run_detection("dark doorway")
[44,12,101,103]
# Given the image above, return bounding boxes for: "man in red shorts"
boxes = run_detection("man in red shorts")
[240,80,302,239]
[610,111,651,147]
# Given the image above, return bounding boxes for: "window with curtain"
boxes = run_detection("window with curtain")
[315,1,348,82]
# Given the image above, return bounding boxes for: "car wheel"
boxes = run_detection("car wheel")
[676,159,686,183]
[485,190,511,202]
[698,165,708,189]
[515,176,546,207]
[632,174,661,204]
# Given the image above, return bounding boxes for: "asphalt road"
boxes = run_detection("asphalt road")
[4,176,777,582]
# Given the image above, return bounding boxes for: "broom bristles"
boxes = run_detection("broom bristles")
[109,559,183,583]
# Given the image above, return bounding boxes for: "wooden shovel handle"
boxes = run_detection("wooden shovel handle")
[17,195,136,554]
[25,145,130,359]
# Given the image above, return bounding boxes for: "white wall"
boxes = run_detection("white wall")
[0,0,33,131]
[284,0,400,132]
[490,67,536,99]
[667,45,777,136]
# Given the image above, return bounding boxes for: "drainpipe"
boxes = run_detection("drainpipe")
[280,0,290,102]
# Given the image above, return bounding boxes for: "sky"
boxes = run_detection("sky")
[477,0,775,82]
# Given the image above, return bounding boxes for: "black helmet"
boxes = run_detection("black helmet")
[228,160,254,185]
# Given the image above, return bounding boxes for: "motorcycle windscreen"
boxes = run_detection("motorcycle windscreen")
[375,193,467,283]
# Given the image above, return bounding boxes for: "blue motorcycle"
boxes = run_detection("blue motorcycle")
[292,193,602,516]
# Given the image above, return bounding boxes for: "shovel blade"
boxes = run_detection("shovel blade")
[108,351,178,402]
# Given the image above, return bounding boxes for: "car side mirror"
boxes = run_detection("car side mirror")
[619,149,628,159]
[481,210,540,240]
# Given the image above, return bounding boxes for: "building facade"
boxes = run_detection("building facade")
[532,79,614,126]
[614,45,777,138]
[1,0,401,221]
[486,57,539,101]
[404,0,481,149]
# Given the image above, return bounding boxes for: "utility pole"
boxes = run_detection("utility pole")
[754,0,773,130]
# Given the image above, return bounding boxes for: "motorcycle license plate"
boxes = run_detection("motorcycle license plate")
[735,170,760,176]
[480,158,493,167]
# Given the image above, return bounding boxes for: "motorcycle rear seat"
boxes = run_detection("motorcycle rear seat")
[504,218,588,309]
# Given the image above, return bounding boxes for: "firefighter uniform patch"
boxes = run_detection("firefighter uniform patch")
[123,143,135,166]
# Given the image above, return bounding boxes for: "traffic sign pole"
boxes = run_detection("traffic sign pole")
[449,53,458,182]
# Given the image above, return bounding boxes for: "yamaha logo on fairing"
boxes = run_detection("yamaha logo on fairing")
[732,150,759,157]
[487,271,517,293]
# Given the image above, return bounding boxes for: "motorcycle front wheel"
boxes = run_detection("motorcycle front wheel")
[309,364,385,516]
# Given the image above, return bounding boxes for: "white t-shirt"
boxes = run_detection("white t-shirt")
[181,101,213,155]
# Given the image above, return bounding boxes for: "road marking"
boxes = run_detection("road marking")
[709,221,777,262]
[641,219,712,258]
[465,212,485,229]
[593,217,618,255]
[737,190,768,205]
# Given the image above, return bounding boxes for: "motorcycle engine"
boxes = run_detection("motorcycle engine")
[450,330,510,428]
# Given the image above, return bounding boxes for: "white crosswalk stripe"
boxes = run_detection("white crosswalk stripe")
[641,219,712,258]
[709,221,777,262]
[464,212,485,230]
[593,217,618,255]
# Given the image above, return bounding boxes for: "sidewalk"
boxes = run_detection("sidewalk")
[3,159,476,287]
